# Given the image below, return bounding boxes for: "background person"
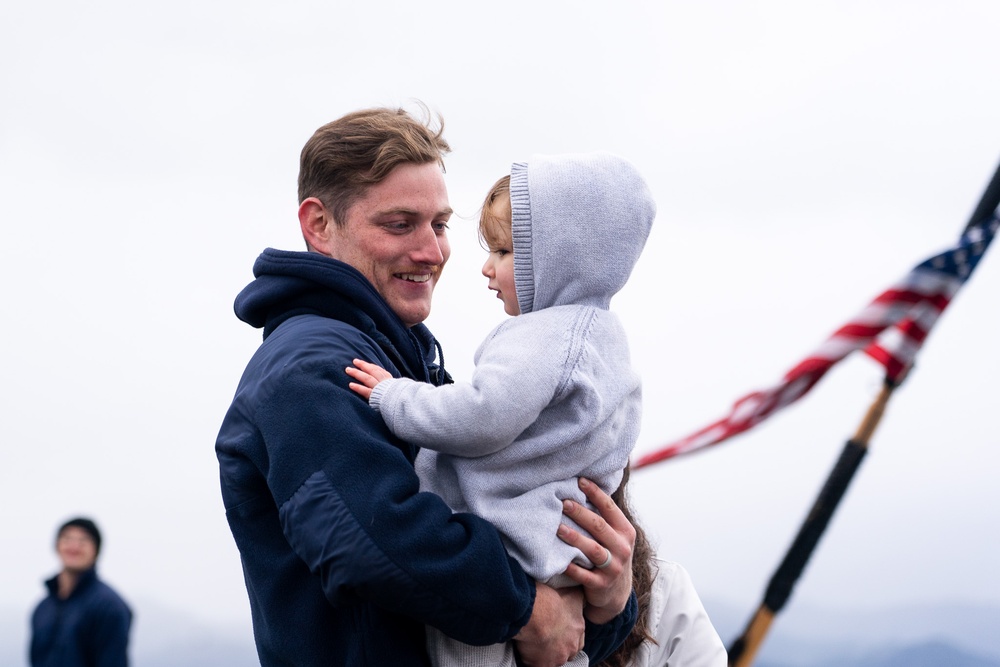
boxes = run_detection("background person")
[609,471,728,667]
[30,517,132,667]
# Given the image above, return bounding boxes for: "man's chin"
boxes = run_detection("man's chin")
[385,287,434,327]
[63,562,96,573]
[393,303,431,327]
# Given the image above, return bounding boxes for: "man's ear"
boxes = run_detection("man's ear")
[299,197,333,255]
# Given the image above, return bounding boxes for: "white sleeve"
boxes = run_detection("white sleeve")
[368,319,570,457]
[637,559,728,667]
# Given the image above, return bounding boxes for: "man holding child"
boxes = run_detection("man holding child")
[216,106,639,667]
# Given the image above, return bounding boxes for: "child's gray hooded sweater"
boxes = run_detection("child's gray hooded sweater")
[369,152,655,582]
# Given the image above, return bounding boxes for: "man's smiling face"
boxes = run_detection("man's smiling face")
[56,526,98,573]
[328,161,452,327]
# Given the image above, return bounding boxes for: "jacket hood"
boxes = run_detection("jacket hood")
[235,249,386,333]
[234,248,442,383]
[509,152,656,314]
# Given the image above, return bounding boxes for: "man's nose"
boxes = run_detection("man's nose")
[411,224,445,265]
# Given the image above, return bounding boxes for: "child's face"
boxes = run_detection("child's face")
[480,203,519,316]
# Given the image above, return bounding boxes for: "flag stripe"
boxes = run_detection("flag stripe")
[632,215,999,469]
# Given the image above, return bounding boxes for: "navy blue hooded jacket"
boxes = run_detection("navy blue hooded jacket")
[216,249,636,666]
[30,567,132,667]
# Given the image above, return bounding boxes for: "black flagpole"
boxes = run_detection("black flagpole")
[965,160,1000,232]
[727,158,1000,667]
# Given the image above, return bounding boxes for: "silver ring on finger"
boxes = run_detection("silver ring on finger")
[596,547,612,570]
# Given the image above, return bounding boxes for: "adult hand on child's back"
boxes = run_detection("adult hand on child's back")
[558,477,636,625]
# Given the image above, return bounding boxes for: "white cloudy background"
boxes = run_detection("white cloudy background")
[2,0,999,661]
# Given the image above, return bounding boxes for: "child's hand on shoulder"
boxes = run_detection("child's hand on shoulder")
[346,359,392,401]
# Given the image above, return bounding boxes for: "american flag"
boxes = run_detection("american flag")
[632,215,999,469]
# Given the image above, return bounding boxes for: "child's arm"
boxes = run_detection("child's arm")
[344,322,562,456]
[346,359,393,401]
[346,311,594,457]
[346,350,541,455]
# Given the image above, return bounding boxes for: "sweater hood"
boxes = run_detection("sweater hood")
[509,153,656,314]
[234,248,442,383]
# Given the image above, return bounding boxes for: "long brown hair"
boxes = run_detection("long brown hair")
[601,466,657,667]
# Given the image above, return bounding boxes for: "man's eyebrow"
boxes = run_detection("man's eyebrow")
[377,206,454,217]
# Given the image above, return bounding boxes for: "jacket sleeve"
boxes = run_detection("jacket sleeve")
[368,313,585,456]
[88,592,132,667]
[256,335,536,645]
[584,589,638,665]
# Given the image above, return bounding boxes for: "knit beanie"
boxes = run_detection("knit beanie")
[57,517,102,555]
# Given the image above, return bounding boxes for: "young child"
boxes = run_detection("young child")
[346,153,656,666]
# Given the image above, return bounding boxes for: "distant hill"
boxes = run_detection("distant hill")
[4,597,999,667]
[705,600,1000,667]
[853,640,1000,667]
[0,599,257,667]
[707,597,1000,666]
[758,640,1000,667]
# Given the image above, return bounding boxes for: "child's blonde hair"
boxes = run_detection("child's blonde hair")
[478,175,512,248]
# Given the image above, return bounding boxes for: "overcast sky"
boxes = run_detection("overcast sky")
[2,0,998,649]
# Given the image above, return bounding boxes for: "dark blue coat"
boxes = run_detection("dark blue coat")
[216,249,634,666]
[30,568,132,667]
